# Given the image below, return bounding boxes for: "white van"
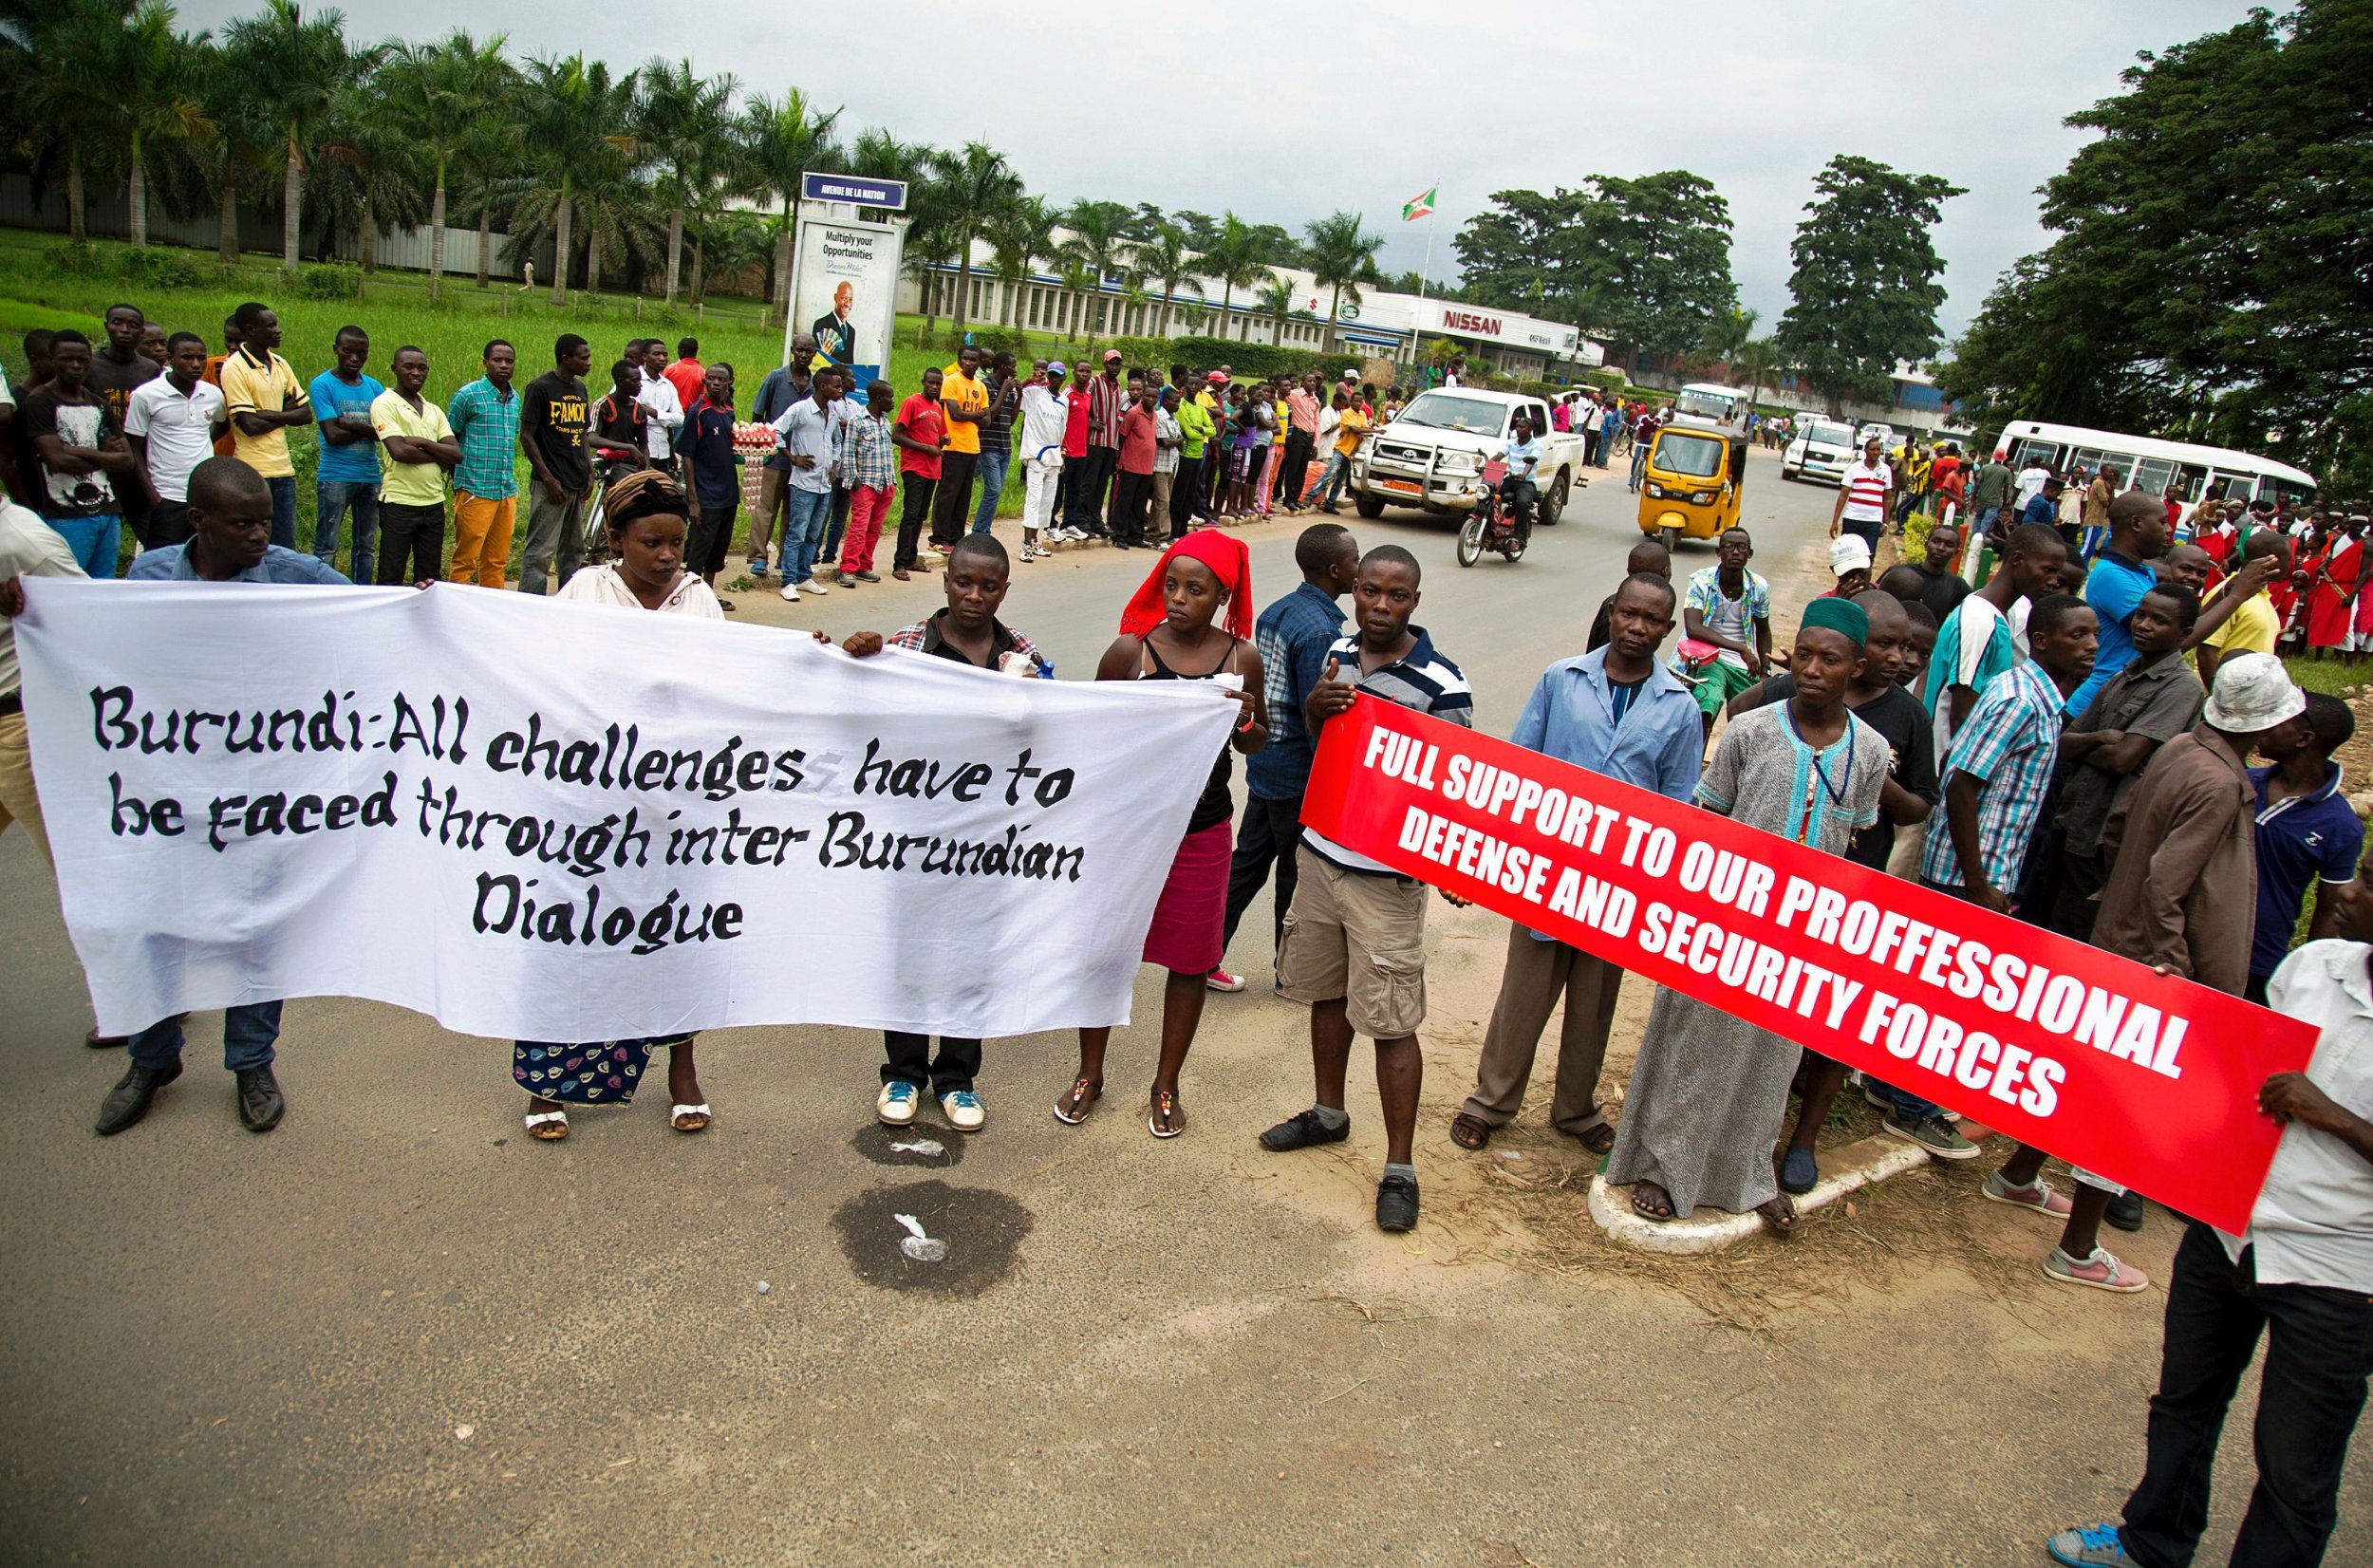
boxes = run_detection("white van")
[1783,418,1857,484]
[1854,422,1897,453]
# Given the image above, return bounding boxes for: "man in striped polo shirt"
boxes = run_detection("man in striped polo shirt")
[1259,544,1473,1234]
[1830,434,1896,551]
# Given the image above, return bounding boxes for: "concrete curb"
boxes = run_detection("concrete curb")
[1586,1134,1935,1255]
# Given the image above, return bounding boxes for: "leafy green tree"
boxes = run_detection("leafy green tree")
[1204,212,1270,345]
[1940,0,2372,481]
[382,30,512,300]
[1257,274,1295,341]
[1453,175,1737,371]
[985,194,1051,328]
[1774,155,1963,413]
[221,0,361,274]
[515,54,635,302]
[311,65,427,273]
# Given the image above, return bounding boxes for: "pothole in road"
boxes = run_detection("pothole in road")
[848,1123,966,1168]
[829,1180,1032,1297]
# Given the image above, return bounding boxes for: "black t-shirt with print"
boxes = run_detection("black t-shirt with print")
[522,371,592,491]
[18,384,122,518]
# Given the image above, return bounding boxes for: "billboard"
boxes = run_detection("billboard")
[785,215,903,392]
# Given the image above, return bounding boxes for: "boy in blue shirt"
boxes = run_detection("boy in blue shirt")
[308,325,383,582]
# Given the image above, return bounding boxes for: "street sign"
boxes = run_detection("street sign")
[800,172,907,211]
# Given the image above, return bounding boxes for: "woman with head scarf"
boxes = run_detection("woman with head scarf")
[515,470,720,1142]
[1054,530,1269,1138]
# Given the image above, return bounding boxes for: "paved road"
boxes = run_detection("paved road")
[4,448,2364,1566]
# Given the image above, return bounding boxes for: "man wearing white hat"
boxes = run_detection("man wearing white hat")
[1987,651,2311,1293]
[1016,361,1070,563]
[1828,532,1874,597]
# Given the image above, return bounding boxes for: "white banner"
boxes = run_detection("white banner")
[17,581,1238,1041]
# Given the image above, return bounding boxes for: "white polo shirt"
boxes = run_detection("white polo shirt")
[2235,941,2373,1293]
[123,375,226,502]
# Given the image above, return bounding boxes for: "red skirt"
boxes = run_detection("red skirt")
[1141,819,1232,975]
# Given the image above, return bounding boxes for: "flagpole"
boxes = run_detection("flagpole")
[1419,211,1434,302]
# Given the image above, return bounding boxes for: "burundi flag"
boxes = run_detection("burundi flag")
[1402,187,1437,222]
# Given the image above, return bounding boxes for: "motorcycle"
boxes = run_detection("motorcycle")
[1456,457,1529,567]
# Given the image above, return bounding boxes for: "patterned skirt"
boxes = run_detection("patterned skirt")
[513,1035,695,1104]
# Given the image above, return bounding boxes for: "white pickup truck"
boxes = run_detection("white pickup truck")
[1348,387,1585,524]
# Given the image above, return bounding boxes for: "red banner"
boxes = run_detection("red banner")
[1301,696,2314,1232]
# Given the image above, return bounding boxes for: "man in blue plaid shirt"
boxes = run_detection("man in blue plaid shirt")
[1885,592,2099,1155]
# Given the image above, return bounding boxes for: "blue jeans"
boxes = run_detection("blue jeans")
[46,513,121,578]
[130,1001,282,1073]
[781,486,833,585]
[315,479,381,584]
[969,449,1010,534]
[264,475,297,550]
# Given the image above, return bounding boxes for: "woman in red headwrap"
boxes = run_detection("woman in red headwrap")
[1056,529,1269,1138]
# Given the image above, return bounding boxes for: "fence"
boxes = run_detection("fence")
[0,176,522,280]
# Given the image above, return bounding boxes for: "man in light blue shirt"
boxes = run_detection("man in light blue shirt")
[101,457,346,1144]
[308,325,383,582]
[1453,571,1701,1152]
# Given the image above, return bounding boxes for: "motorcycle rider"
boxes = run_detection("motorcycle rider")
[1500,412,1542,545]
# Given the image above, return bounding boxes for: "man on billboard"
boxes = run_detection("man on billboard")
[813,282,856,374]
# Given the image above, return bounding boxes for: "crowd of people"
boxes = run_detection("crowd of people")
[2,296,2369,1568]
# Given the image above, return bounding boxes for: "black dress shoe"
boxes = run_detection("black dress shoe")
[235,1067,285,1132]
[95,1062,181,1135]
[2104,1188,2146,1232]
[85,1027,126,1049]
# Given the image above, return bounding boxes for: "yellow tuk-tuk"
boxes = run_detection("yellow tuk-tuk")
[1636,420,1747,551]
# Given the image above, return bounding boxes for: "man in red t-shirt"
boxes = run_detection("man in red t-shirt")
[661,337,705,408]
[1112,383,1160,550]
[1050,377,1093,542]
[890,367,945,579]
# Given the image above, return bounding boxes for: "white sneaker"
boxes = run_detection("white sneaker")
[779,584,800,602]
[798,577,828,595]
[877,1079,920,1127]
[940,1089,985,1132]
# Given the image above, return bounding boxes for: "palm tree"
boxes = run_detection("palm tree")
[1205,213,1269,344]
[1056,199,1134,351]
[636,58,738,307]
[1303,210,1384,355]
[21,0,127,243]
[985,194,1050,329]
[1698,306,1757,373]
[381,30,512,301]
[1732,336,1784,419]
[1134,221,1204,340]
[1257,275,1295,345]
[1055,260,1096,344]
[925,140,1022,340]
[310,69,425,273]
[520,53,635,304]
[221,0,359,274]
[740,89,844,322]
[175,38,269,263]
[109,1,210,249]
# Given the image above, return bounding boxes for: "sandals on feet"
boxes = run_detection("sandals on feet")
[1570,1121,1617,1155]
[670,1103,712,1134]
[1148,1089,1186,1139]
[1053,1077,1102,1126]
[1449,1112,1492,1150]
[1631,1183,1674,1223]
[524,1109,569,1141]
[1756,1193,1801,1234]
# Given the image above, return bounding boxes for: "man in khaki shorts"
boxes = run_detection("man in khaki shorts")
[1258,546,1472,1233]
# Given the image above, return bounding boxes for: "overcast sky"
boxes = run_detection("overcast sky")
[185,0,2254,340]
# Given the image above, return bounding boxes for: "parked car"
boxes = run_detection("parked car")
[1349,388,1584,523]
[1784,418,1859,484]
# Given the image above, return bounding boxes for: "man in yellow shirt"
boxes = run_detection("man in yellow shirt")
[370,345,460,587]
[215,302,311,548]
[931,345,989,551]
[2196,530,2291,687]
[1315,390,1367,513]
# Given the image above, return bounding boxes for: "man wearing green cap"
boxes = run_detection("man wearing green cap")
[1608,594,1893,1231]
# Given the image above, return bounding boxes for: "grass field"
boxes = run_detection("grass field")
[0,231,1083,570]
